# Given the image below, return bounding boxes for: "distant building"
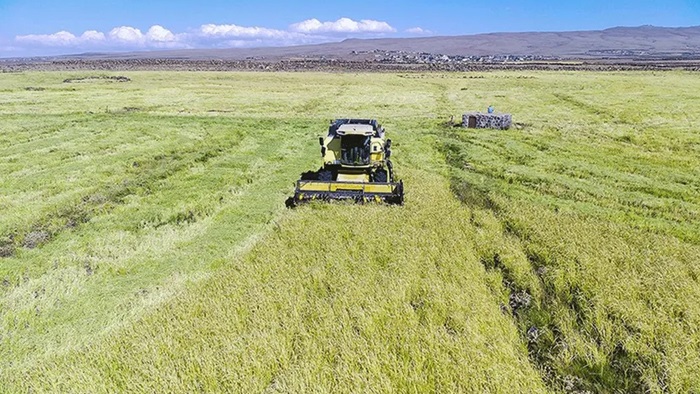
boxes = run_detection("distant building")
[462,112,512,130]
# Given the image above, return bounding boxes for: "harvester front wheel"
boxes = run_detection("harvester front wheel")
[374,169,388,183]
[319,170,333,181]
[285,196,297,208]
[300,171,318,180]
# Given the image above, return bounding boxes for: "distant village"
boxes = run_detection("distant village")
[348,49,562,64]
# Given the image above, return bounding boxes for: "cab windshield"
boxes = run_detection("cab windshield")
[340,135,371,165]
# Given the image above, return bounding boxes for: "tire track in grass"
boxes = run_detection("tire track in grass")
[5,129,549,393]
[0,114,96,151]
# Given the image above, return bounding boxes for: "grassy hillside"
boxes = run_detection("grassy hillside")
[1,71,699,392]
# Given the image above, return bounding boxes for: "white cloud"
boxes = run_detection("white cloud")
[198,23,292,39]
[108,26,145,44]
[14,25,185,51]
[81,30,106,42]
[15,30,106,47]
[16,29,110,48]
[146,25,176,42]
[290,18,396,34]
[144,25,188,48]
[193,23,334,47]
[406,27,432,35]
[16,31,78,46]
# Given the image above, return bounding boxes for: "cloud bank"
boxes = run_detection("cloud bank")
[16,30,106,46]
[289,18,396,34]
[17,25,189,50]
[12,18,423,55]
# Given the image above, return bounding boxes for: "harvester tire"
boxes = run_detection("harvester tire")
[374,169,388,183]
[285,196,297,208]
[300,170,318,180]
[319,170,333,181]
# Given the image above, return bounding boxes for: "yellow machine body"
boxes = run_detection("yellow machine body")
[288,119,404,206]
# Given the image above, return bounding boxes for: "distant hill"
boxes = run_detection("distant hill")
[63,25,700,60]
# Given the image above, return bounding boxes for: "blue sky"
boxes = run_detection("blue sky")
[1,0,698,57]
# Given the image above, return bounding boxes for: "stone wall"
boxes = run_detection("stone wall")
[462,113,512,130]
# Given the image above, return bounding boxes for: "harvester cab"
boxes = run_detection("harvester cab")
[286,119,404,207]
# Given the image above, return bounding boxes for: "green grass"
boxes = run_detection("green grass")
[0,71,699,393]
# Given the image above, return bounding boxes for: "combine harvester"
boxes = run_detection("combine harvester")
[287,119,404,207]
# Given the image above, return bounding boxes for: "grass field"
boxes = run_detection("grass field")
[1,70,699,393]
